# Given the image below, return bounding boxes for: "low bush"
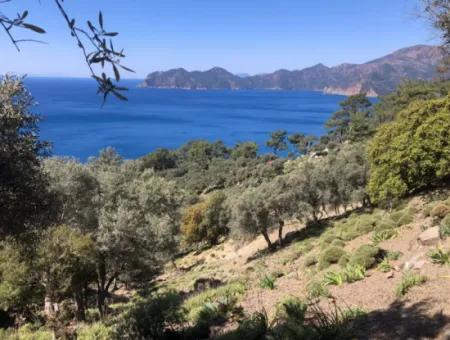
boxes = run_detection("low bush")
[260,275,276,290]
[428,246,450,265]
[318,246,346,270]
[331,239,345,248]
[386,250,403,261]
[440,215,450,238]
[389,208,414,227]
[0,324,53,340]
[338,254,350,268]
[183,281,246,322]
[395,271,427,297]
[114,291,185,340]
[377,258,393,272]
[343,264,366,282]
[274,296,307,324]
[307,280,330,299]
[348,244,380,269]
[372,228,398,244]
[430,203,450,220]
[77,322,113,340]
[304,255,318,267]
[323,271,346,286]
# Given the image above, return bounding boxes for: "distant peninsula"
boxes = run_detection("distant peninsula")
[141,45,444,96]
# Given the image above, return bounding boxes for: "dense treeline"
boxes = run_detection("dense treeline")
[1,72,450,338]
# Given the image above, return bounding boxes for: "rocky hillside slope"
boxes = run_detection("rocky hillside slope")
[142,45,443,96]
[159,190,450,339]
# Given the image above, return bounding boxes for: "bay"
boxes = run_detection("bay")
[25,78,346,161]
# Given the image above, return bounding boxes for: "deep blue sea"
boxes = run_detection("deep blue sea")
[25,78,346,161]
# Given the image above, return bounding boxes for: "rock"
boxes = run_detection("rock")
[418,226,440,246]
[386,271,394,279]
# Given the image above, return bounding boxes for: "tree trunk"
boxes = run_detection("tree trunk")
[44,295,56,319]
[74,290,86,321]
[261,229,273,250]
[278,220,284,246]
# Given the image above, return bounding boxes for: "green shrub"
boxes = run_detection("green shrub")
[318,246,346,270]
[386,250,403,261]
[338,254,350,268]
[319,234,338,249]
[275,296,307,324]
[430,203,450,220]
[323,271,346,286]
[183,282,246,322]
[260,275,276,290]
[377,258,393,272]
[77,322,113,340]
[428,246,450,265]
[343,264,366,282]
[114,291,185,340]
[331,239,345,248]
[372,228,398,244]
[395,271,427,297]
[0,324,53,340]
[340,230,360,241]
[348,244,380,269]
[440,215,450,238]
[304,255,318,267]
[388,208,414,227]
[307,281,330,299]
[423,203,435,217]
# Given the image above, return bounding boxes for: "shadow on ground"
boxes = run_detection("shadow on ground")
[350,299,450,339]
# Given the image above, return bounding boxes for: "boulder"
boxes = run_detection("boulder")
[418,226,440,246]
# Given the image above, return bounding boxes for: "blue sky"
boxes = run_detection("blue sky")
[0,0,439,78]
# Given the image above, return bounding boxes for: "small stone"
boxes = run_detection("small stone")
[418,226,440,246]
[386,271,394,279]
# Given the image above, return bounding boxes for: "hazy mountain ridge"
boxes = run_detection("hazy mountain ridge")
[142,45,444,96]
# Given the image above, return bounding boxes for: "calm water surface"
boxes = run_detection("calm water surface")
[25,78,346,161]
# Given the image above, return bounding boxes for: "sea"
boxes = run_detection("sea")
[25,78,346,161]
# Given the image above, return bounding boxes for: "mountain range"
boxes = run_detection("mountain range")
[141,45,444,96]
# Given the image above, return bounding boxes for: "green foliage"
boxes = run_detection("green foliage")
[266,129,288,155]
[326,93,373,143]
[0,241,32,311]
[430,203,450,219]
[395,271,427,297]
[77,322,113,340]
[231,142,258,160]
[323,271,346,286]
[183,282,246,322]
[348,244,380,269]
[287,133,317,155]
[274,296,307,324]
[386,250,403,261]
[372,228,398,244]
[181,191,229,246]
[377,258,393,273]
[0,324,53,340]
[318,246,346,270]
[140,148,177,171]
[114,291,184,340]
[304,255,318,267]
[440,215,450,237]
[428,246,450,265]
[368,96,450,203]
[260,275,276,290]
[307,281,330,298]
[343,264,366,282]
[0,75,53,237]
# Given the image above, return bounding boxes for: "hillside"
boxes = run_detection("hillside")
[142,45,443,96]
[160,192,450,339]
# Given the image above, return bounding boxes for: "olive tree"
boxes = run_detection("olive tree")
[230,177,298,249]
[0,75,54,237]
